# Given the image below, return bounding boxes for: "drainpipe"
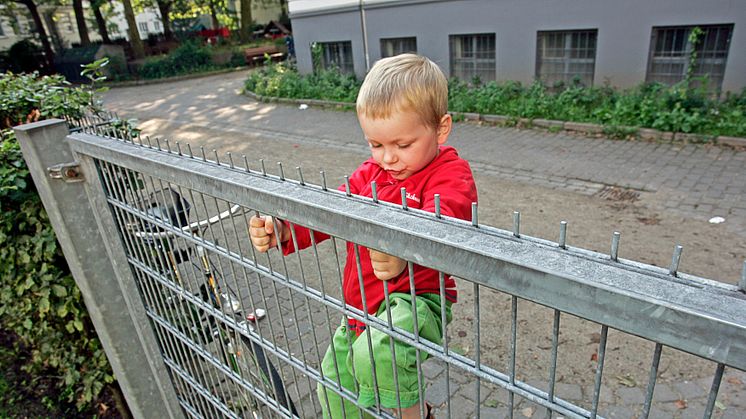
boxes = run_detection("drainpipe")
[359,0,370,71]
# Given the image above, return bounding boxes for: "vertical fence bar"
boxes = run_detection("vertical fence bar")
[640,343,663,419]
[14,120,184,418]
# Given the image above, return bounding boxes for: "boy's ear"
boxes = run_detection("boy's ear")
[436,114,453,145]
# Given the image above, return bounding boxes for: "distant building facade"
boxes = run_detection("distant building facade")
[288,0,745,92]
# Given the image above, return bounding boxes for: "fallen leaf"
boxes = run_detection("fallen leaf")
[457,330,467,338]
[715,400,726,410]
[98,403,109,412]
[616,374,637,388]
[590,352,598,362]
[485,399,499,408]
[521,407,535,417]
[727,377,743,386]
[675,399,688,409]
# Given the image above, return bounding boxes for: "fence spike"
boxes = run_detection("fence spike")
[344,176,351,196]
[242,154,249,172]
[200,146,206,161]
[611,232,621,262]
[277,162,285,180]
[175,141,182,156]
[472,202,478,227]
[434,194,441,218]
[213,149,220,165]
[559,221,568,249]
[155,137,162,151]
[513,211,521,238]
[295,166,306,185]
[146,136,152,148]
[401,187,408,210]
[227,152,234,168]
[320,170,327,190]
[739,260,746,292]
[669,245,683,276]
[371,181,378,203]
[260,159,267,175]
[187,144,194,158]
[136,132,143,146]
[164,138,171,153]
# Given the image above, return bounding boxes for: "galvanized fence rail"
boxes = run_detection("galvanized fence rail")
[16,118,746,419]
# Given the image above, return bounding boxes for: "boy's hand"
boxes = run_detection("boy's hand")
[369,249,407,280]
[248,215,288,252]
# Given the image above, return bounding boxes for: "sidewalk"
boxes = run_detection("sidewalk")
[103,70,746,241]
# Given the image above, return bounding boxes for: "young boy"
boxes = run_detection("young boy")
[249,53,477,418]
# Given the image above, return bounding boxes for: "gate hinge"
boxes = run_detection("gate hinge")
[48,162,84,183]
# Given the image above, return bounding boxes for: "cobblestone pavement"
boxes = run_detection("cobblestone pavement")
[103,70,746,418]
[103,70,746,240]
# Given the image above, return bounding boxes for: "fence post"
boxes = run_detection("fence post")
[13,120,183,419]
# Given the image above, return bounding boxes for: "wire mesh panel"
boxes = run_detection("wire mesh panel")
[67,125,746,419]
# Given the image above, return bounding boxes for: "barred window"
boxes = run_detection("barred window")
[646,24,733,91]
[536,29,597,87]
[449,33,496,82]
[380,37,417,58]
[138,22,148,34]
[318,41,354,74]
[154,21,161,32]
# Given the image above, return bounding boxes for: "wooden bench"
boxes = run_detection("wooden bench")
[244,45,285,65]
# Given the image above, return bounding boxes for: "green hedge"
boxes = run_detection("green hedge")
[245,63,746,138]
[0,72,114,410]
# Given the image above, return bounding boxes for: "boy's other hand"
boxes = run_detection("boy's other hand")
[249,215,287,252]
[369,249,407,280]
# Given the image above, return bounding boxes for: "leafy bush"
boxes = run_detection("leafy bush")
[245,64,746,137]
[0,71,114,410]
[245,61,360,103]
[0,40,45,74]
[139,40,214,79]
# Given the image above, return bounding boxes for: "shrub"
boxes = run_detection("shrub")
[139,40,213,79]
[0,71,115,410]
[246,65,746,137]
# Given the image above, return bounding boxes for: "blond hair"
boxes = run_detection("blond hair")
[356,54,448,130]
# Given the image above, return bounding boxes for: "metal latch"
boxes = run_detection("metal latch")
[48,162,84,183]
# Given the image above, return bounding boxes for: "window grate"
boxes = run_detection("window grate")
[536,29,597,87]
[449,33,496,82]
[380,37,417,58]
[646,24,733,91]
[318,41,354,74]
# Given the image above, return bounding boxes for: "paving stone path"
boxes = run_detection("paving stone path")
[103,70,746,419]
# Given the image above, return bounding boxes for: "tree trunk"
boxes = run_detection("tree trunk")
[156,0,173,40]
[239,0,252,43]
[17,0,54,70]
[92,2,111,43]
[209,4,218,29]
[121,0,145,59]
[72,0,90,45]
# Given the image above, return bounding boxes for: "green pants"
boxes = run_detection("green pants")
[317,293,452,419]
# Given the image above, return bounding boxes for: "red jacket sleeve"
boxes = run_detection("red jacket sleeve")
[420,160,478,221]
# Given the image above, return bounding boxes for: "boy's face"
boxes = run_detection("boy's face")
[358,109,452,181]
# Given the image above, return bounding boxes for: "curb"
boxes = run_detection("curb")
[106,66,250,88]
[243,90,746,147]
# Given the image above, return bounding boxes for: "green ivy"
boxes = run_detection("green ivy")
[245,64,746,138]
[0,71,114,410]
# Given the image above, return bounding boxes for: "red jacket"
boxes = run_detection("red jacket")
[282,146,478,334]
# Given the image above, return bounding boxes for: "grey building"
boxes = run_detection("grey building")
[288,0,745,92]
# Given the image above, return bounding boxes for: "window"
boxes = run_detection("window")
[317,41,354,74]
[59,13,74,33]
[154,21,161,32]
[646,24,733,91]
[138,22,148,34]
[536,29,597,87]
[0,19,5,37]
[380,37,417,58]
[449,33,496,82]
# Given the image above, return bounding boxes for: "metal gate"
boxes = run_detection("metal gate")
[15,118,746,419]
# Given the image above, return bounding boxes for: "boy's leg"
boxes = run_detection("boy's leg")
[318,321,364,419]
[352,293,451,411]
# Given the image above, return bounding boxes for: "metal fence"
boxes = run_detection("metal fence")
[15,118,746,419]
